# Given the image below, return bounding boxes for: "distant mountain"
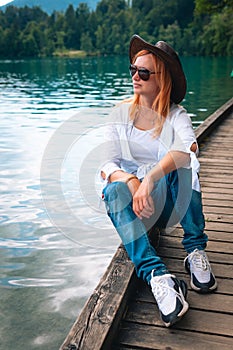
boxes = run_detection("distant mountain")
[1,0,99,13]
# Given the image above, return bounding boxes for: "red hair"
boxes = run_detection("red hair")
[127,50,172,136]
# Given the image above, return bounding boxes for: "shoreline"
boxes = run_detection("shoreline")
[53,50,99,58]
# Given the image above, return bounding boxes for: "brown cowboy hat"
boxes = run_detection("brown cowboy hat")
[129,34,187,104]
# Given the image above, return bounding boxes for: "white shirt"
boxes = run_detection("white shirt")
[101,102,200,191]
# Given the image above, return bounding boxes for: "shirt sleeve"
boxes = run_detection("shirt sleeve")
[100,113,122,181]
[168,106,201,191]
[169,106,198,154]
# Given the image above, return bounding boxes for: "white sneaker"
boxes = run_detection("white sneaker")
[150,273,189,327]
[184,249,217,293]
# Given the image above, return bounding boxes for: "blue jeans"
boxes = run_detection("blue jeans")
[102,168,208,284]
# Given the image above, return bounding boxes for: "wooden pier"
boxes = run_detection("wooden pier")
[61,98,233,350]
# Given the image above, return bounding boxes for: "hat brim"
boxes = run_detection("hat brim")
[129,35,186,104]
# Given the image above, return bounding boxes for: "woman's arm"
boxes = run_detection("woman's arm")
[132,150,190,219]
[148,150,190,183]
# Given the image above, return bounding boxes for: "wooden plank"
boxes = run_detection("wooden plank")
[159,246,233,266]
[198,157,233,166]
[204,222,233,234]
[60,246,136,350]
[135,282,233,313]
[203,213,232,223]
[164,273,233,296]
[158,255,233,280]
[114,323,233,350]
[202,198,233,208]
[158,235,233,255]
[188,291,233,313]
[203,206,232,215]
[201,182,233,189]
[195,97,233,143]
[202,189,233,197]
[200,171,233,178]
[200,150,233,158]
[200,144,233,151]
[200,174,233,183]
[164,226,233,242]
[124,301,233,337]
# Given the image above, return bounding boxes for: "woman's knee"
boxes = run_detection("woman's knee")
[103,181,131,202]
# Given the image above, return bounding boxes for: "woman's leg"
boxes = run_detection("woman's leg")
[165,168,207,253]
[156,168,216,293]
[103,169,208,281]
[103,179,189,327]
[102,181,169,284]
[151,168,208,252]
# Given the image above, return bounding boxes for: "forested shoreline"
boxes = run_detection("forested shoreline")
[0,0,232,58]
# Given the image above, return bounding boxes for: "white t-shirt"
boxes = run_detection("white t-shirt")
[101,102,200,191]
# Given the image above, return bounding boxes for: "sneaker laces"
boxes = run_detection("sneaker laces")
[188,249,210,271]
[151,274,182,306]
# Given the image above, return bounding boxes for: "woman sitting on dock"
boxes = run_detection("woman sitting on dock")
[100,35,217,327]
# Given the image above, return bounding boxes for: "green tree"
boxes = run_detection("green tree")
[2,27,20,57]
[195,0,233,14]
[158,21,182,52]
[21,33,39,57]
[198,8,233,55]
[80,32,94,53]
[182,26,198,55]
[0,0,232,58]
[43,28,55,56]
[4,6,18,28]
[0,26,5,56]
[64,4,78,49]
[95,25,104,54]
[86,11,98,49]
[95,0,128,54]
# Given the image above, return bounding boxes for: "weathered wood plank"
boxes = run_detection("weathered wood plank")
[200,173,233,183]
[200,169,233,177]
[198,157,233,166]
[203,213,233,223]
[204,222,233,234]
[113,323,233,350]
[195,97,233,143]
[203,205,233,215]
[158,234,233,255]
[184,275,233,296]
[124,301,233,337]
[159,246,233,266]
[202,187,233,196]
[164,226,233,241]
[60,246,136,350]
[135,281,233,313]
[201,182,233,189]
[158,255,232,280]
[202,194,233,203]
[200,150,233,158]
[202,198,233,208]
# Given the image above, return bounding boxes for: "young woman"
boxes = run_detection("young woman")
[100,35,217,327]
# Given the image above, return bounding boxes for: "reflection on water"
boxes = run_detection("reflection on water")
[0,56,232,349]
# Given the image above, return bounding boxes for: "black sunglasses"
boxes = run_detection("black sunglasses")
[129,64,158,81]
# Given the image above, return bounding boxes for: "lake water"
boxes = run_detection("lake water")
[0,56,232,349]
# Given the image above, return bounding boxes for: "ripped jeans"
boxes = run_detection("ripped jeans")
[102,168,208,284]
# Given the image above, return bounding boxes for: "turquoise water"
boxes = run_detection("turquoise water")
[0,56,232,349]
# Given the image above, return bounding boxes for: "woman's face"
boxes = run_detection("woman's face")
[132,53,159,101]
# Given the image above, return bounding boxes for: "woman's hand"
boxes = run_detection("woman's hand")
[126,177,141,196]
[131,151,190,219]
[132,175,155,219]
